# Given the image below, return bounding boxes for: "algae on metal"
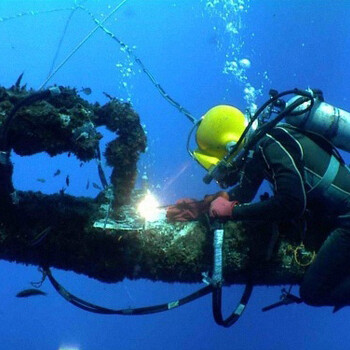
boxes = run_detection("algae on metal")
[0,81,146,207]
[0,81,326,287]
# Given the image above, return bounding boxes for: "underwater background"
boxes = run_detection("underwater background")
[1,0,350,349]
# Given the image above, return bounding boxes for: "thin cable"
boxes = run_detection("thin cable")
[80,6,197,124]
[47,7,78,78]
[0,7,76,23]
[38,0,128,90]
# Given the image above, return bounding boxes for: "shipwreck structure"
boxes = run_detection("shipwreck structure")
[0,81,326,291]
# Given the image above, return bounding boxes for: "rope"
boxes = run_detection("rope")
[79,5,197,124]
[0,7,76,23]
[4,1,196,123]
[46,7,78,78]
[38,0,129,90]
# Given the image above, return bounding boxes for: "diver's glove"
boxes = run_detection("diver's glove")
[203,191,229,204]
[166,198,205,222]
[166,191,229,222]
[209,197,239,219]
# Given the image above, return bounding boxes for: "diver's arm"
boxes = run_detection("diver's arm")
[231,133,306,221]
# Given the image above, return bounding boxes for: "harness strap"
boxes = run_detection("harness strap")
[308,155,339,197]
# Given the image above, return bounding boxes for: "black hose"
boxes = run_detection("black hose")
[203,89,314,185]
[212,283,253,327]
[45,267,213,316]
[229,89,314,160]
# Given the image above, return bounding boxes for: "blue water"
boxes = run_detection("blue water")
[1,1,350,349]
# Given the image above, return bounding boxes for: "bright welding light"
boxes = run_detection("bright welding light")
[137,191,160,222]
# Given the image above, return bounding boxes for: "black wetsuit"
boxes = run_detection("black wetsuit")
[228,124,350,308]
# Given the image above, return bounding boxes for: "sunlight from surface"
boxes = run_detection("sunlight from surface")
[58,345,80,350]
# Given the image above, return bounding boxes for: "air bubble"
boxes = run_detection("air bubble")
[239,58,251,69]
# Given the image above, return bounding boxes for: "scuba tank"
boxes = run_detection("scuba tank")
[285,89,350,152]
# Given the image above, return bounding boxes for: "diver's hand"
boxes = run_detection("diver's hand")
[209,197,238,219]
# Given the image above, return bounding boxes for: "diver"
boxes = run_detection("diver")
[167,90,350,311]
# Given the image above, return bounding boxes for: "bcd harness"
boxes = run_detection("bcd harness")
[309,155,340,198]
